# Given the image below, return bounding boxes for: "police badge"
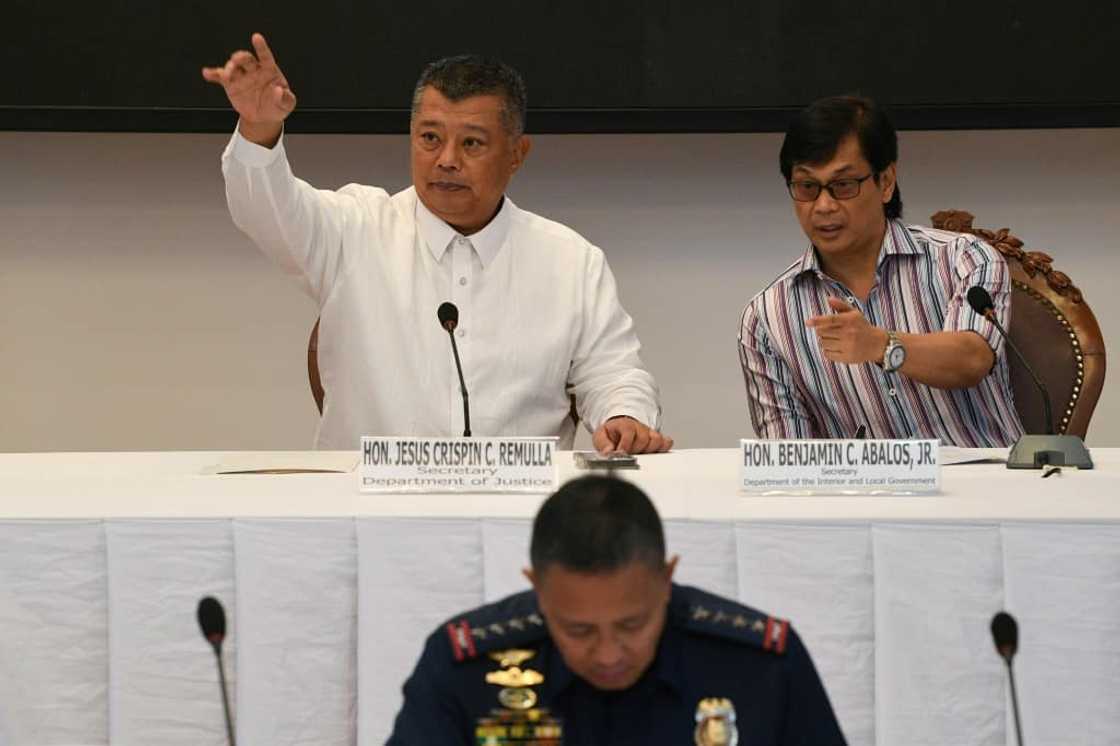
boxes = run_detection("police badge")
[694,697,738,746]
[475,649,562,745]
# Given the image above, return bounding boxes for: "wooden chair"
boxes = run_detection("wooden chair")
[930,210,1106,437]
[308,319,324,414]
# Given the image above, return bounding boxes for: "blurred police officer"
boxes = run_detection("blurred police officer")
[387,475,847,745]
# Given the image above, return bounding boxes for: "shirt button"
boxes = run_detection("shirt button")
[847,296,857,305]
[889,387,898,397]
[459,276,468,286]
[457,329,466,338]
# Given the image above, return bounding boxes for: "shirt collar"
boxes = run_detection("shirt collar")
[649,617,687,696]
[794,218,918,282]
[414,193,513,268]
[884,217,923,257]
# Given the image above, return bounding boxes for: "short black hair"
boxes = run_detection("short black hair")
[779,95,903,220]
[411,54,528,137]
[530,476,665,574]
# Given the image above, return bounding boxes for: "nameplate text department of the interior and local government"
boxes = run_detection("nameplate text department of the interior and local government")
[740,438,941,495]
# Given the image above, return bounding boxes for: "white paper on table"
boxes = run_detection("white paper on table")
[940,446,1008,466]
[200,451,360,475]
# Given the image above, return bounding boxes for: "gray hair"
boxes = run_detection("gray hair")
[410,54,528,137]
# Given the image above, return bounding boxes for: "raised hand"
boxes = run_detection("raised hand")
[202,33,295,145]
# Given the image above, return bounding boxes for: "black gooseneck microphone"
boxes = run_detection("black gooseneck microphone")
[990,611,1025,746]
[966,286,1092,469]
[197,596,236,746]
[966,286,1054,435]
[437,302,472,437]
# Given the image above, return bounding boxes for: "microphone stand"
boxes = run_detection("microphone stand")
[443,322,471,437]
[1003,656,1025,746]
[213,646,236,746]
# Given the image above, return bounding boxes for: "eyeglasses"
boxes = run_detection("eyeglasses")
[786,173,875,202]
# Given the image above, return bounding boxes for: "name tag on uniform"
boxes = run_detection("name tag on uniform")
[740,438,940,495]
[360,436,559,494]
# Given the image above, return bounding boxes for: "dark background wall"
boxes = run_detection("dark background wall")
[3,1,1118,132]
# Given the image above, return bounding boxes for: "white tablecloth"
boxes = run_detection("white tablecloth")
[1,449,1118,746]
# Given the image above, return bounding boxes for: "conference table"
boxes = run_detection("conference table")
[1,448,1118,746]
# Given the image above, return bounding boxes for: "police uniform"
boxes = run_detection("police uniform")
[386,584,847,745]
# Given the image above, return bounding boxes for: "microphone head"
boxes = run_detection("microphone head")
[967,286,995,316]
[991,611,1018,662]
[437,301,459,331]
[197,596,227,648]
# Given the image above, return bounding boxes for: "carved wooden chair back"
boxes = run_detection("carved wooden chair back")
[931,210,1105,437]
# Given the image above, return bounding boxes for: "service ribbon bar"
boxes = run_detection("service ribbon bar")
[740,438,941,495]
[360,436,559,494]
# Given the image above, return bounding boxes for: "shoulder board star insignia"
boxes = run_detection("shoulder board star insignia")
[445,594,550,664]
[679,591,791,656]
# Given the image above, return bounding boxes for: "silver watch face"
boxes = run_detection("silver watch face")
[887,344,906,370]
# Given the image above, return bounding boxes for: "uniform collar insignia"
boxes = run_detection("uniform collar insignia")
[489,649,536,668]
[486,666,545,688]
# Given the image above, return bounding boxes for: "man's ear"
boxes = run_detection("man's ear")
[511,135,532,172]
[664,555,680,583]
[879,162,897,203]
[522,566,537,589]
[661,556,680,603]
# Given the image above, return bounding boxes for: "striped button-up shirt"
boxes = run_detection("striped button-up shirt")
[738,220,1024,447]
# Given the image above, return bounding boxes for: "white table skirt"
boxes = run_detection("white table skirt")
[1,449,1118,746]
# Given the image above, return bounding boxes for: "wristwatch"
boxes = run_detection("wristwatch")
[882,331,906,372]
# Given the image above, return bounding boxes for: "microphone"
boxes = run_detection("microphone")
[966,286,1092,469]
[990,611,1025,746]
[197,596,236,746]
[437,302,471,437]
[966,287,1053,436]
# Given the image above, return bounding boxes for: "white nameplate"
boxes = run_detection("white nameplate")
[360,436,559,493]
[740,439,940,495]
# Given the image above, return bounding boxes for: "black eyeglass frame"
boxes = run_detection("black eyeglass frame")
[786,173,877,202]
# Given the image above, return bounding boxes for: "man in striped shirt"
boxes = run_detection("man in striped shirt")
[738,96,1024,447]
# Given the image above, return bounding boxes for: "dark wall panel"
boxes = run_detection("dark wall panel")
[3,1,1117,132]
